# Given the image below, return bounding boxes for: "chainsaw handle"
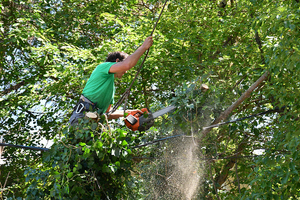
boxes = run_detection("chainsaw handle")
[127,108,148,116]
[141,108,149,113]
[127,109,142,116]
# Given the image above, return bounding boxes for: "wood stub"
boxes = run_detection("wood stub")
[85,112,98,122]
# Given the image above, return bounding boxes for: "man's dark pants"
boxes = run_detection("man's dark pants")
[69,95,97,127]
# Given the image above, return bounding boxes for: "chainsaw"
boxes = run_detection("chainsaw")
[125,106,176,132]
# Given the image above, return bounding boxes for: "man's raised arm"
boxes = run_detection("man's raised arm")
[109,36,153,73]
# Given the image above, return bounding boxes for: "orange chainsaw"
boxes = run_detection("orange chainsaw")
[125,106,176,132]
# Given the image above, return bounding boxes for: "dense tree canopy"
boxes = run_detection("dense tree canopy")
[1,0,299,199]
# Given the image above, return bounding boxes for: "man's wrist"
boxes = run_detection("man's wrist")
[138,45,148,52]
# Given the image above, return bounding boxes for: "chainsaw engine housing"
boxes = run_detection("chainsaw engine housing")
[138,113,154,132]
[125,108,153,131]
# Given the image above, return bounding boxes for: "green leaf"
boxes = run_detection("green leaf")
[282,172,290,185]
[79,142,86,147]
[122,140,128,146]
[67,172,73,178]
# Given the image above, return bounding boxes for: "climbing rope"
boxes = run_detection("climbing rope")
[0,134,185,151]
[202,107,283,130]
[132,134,185,149]
[107,0,169,115]
[0,143,49,151]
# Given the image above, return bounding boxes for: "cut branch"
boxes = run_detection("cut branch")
[201,27,269,137]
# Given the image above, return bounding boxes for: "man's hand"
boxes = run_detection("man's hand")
[125,109,143,115]
[107,109,143,120]
[141,36,154,50]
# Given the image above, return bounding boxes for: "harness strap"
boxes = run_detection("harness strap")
[80,95,95,105]
[74,96,97,114]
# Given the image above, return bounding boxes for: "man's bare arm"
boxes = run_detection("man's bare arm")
[109,36,153,73]
[106,106,142,120]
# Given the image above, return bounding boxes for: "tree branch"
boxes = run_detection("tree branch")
[1,74,58,97]
[214,138,248,189]
[1,80,26,96]
[209,161,221,200]
[235,159,241,193]
[202,30,270,136]
[201,70,270,137]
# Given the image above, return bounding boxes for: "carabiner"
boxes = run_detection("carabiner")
[75,103,85,114]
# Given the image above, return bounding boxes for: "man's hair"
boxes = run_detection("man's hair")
[106,51,129,62]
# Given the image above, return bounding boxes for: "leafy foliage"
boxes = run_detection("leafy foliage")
[25,120,140,199]
[1,0,299,199]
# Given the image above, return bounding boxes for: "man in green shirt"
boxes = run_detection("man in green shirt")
[69,36,153,126]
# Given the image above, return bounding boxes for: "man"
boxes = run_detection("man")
[69,36,153,126]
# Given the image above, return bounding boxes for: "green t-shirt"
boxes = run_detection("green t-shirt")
[82,62,116,114]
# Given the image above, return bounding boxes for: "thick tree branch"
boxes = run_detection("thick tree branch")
[1,80,26,96]
[201,70,269,136]
[207,31,270,127]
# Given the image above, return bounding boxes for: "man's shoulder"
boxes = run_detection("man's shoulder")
[95,62,116,73]
[98,62,116,67]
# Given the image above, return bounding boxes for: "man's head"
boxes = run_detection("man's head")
[106,51,129,62]
[106,52,129,79]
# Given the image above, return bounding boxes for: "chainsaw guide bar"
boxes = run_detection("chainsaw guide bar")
[147,106,176,122]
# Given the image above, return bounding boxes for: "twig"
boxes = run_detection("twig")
[1,171,10,197]
[190,108,197,146]
[93,171,101,190]
[92,171,110,200]
[209,162,221,200]
[235,159,241,193]
[103,114,111,135]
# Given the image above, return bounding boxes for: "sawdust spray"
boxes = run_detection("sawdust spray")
[140,135,204,200]
[168,137,202,200]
